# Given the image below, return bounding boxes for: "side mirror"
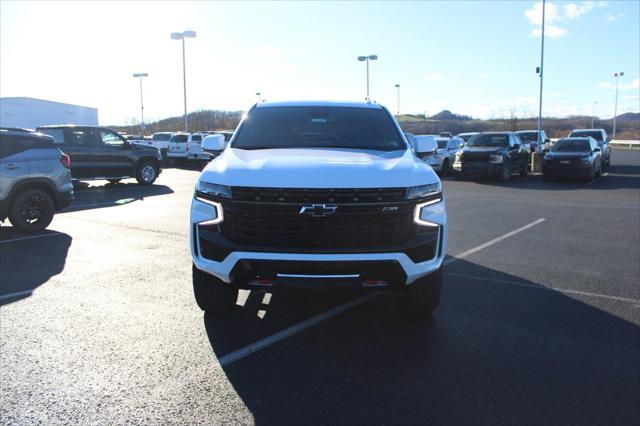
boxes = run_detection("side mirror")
[606,137,611,142]
[202,134,225,153]
[414,136,437,156]
[544,138,550,143]
[512,143,520,150]
[594,147,601,152]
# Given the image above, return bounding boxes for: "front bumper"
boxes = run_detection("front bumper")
[453,161,502,177]
[543,163,592,178]
[189,196,447,286]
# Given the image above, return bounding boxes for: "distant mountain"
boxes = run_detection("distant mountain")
[428,110,473,121]
[615,112,639,123]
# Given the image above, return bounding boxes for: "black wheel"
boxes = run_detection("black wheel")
[455,172,466,181]
[136,161,158,185]
[108,179,121,184]
[192,264,238,313]
[8,188,55,233]
[440,159,449,178]
[500,163,511,182]
[399,267,442,315]
[588,166,596,183]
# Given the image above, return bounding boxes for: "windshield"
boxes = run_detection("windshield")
[552,139,591,152]
[153,133,172,141]
[232,106,405,151]
[436,140,448,149]
[516,132,538,142]
[466,134,509,147]
[170,134,188,143]
[570,130,602,141]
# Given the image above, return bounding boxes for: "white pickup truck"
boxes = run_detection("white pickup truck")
[167,132,210,162]
[189,101,447,316]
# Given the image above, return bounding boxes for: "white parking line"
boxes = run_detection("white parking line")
[217,217,548,367]
[443,218,546,266]
[445,272,640,304]
[218,293,380,367]
[0,290,33,301]
[0,233,63,244]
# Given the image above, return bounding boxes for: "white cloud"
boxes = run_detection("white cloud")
[525,1,606,38]
[606,12,623,22]
[531,25,568,38]
[597,78,640,90]
[564,2,596,19]
[424,73,443,81]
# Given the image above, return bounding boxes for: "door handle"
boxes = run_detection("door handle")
[4,164,21,170]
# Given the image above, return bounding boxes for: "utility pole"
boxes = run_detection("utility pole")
[537,0,546,146]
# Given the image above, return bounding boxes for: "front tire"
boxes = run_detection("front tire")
[399,268,442,315]
[9,188,55,233]
[192,264,238,313]
[136,161,158,185]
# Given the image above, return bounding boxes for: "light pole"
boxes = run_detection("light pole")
[591,100,597,128]
[256,92,262,102]
[395,84,400,114]
[171,30,196,132]
[357,55,378,101]
[613,71,624,139]
[132,73,148,136]
[536,0,546,146]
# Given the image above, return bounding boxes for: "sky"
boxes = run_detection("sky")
[1,1,638,125]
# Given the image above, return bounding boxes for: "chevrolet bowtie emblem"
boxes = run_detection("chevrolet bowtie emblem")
[299,204,338,217]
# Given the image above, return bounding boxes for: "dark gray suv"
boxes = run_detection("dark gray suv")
[0,128,74,232]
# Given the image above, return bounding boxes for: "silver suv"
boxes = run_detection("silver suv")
[0,128,74,232]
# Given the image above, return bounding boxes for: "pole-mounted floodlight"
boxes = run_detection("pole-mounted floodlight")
[612,71,624,139]
[357,54,378,101]
[132,73,149,136]
[171,30,197,131]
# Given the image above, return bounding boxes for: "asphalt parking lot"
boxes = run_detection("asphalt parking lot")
[1,149,639,425]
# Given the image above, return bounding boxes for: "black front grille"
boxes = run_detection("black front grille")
[217,198,419,249]
[231,186,406,203]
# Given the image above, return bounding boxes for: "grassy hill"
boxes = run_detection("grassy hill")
[111,109,639,140]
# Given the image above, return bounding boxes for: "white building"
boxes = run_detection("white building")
[0,97,99,129]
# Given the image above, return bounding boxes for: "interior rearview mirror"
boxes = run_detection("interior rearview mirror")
[202,134,226,153]
[414,135,437,156]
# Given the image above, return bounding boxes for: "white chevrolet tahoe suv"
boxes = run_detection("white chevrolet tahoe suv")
[190,101,447,315]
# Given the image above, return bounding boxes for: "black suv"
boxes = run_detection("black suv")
[568,129,611,171]
[452,132,529,182]
[543,137,602,182]
[37,125,163,185]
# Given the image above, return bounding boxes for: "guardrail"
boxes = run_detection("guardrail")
[610,140,640,149]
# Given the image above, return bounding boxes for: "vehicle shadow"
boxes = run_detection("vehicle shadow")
[0,230,72,306]
[62,183,174,213]
[203,258,639,425]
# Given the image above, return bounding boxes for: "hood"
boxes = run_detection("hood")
[199,148,439,188]
[463,146,506,154]
[546,151,590,158]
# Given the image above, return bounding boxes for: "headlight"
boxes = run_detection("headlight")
[406,182,441,200]
[195,181,232,199]
[414,197,444,227]
[489,155,504,164]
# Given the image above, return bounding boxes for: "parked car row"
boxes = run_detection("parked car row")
[412,127,611,183]
[130,130,233,163]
